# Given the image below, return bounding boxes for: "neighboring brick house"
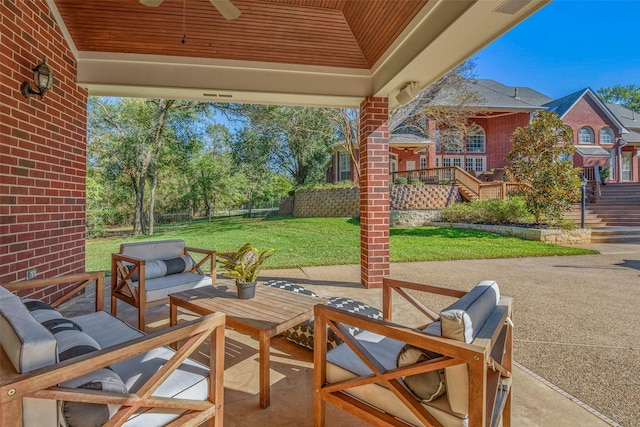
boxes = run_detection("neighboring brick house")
[326,80,640,184]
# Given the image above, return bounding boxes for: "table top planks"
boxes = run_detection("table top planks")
[169,283,322,336]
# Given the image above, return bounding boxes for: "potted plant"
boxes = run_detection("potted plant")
[216,243,275,299]
[599,166,610,185]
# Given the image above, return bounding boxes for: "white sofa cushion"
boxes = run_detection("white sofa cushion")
[131,272,212,302]
[0,288,57,373]
[0,290,60,427]
[326,331,466,427]
[439,280,500,414]
[440,280,500,344]
[72,311,211,426]
[120,239,186,260]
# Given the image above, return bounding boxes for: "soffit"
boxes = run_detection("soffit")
[49,0,550,108]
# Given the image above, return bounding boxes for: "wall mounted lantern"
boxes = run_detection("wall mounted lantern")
[21,57,54,99]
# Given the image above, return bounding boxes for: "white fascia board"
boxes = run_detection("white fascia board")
[374,0,551,110]
[76,52,371,107]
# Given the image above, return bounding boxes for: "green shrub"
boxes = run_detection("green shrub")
[394,177,408,185]
[440,198,534,225]
[411,178,423,186]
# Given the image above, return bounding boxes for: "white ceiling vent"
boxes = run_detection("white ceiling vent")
[494,0,533,15]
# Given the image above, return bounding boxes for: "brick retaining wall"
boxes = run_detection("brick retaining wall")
[390,184,460,209]
[288,185,459,218]
[292,188,360,218]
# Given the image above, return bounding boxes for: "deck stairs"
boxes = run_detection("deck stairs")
[564,183,640,243]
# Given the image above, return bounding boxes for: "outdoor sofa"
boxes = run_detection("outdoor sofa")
[0,271,225,427]
[111,239,216,330]
[314,278,513,427]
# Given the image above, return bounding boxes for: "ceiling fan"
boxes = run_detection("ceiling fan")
[140,0,241,20]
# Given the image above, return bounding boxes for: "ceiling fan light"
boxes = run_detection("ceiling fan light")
[210,0,241,20]
[140,0,165,7]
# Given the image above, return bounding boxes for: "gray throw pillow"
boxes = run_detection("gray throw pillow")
[397,344,446,402]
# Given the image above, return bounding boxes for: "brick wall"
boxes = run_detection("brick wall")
[479,113,531,169]
[1,0,88,294]
[359,97,389,288]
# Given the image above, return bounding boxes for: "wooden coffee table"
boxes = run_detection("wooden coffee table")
[169,283,321,408]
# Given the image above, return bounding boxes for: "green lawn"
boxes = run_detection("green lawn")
[86,215,597,273]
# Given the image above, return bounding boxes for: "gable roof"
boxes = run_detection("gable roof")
[542,88,627,133]
[388,78,551,144]
[605,102,640,131]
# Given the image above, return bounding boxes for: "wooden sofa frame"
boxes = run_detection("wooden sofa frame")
[0,271,225,427]
[111,243,216,330]
[314,278,513,427]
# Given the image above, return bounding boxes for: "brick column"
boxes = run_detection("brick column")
[359,97,390,288]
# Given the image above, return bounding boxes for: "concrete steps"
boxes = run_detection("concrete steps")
[565,183,640,242]
[590,227,640,243]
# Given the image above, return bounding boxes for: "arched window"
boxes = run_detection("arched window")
[442,128,463,152]
[600,127,614,144]
[466,125,485,153]
[578,126,594,143]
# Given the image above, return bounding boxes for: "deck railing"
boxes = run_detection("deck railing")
[390,167,530,201]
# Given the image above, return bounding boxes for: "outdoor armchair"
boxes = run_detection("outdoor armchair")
[314,278,513,427]
[0,271,225,427]
[111,239,216,330]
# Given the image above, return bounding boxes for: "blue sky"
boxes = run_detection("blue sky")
[474,0,640,99]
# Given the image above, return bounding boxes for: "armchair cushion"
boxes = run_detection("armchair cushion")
[440,280,500,344]
[0,288,57,374]
[126,255,195,281]
[132,272,212,302]
[397,345,446,402]
[120,239,187,260]
[60,368,128,427]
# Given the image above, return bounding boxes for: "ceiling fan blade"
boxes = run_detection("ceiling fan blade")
[140,0,165,6]
[210,0,241,20]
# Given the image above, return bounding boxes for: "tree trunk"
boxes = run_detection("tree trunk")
[133,174,146,236]
[148,173,157,236]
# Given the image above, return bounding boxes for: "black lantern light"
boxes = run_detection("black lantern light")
[21,57,54,99]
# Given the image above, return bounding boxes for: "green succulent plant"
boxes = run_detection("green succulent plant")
[216,243,275,283]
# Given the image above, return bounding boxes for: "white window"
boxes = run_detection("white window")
[608,149,615,178]
[600,127,614,144]
[435,129,441,152]
[466,126,485,153]
[405,161,416,171]
[435,156,441,168]
[578,127,594,143]
[465,157,485,173]
[339,152,350,181]
[389,153,398,173]
[420,156,427,169]
[442,157,462,168]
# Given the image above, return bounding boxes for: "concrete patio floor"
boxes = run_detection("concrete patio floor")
[63,242,640,426]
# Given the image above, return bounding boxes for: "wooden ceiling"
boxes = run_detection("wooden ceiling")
[49,0,550,108]
[53,0,427,69]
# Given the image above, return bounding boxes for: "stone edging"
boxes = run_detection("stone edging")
[440,222,591,245]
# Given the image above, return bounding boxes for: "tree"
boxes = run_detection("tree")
[217,104,335,185]
[88,97,210,235]
[506,111,581,224]
[321,108,360,182]
[597,84,640,112]
[393,60,485,149]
